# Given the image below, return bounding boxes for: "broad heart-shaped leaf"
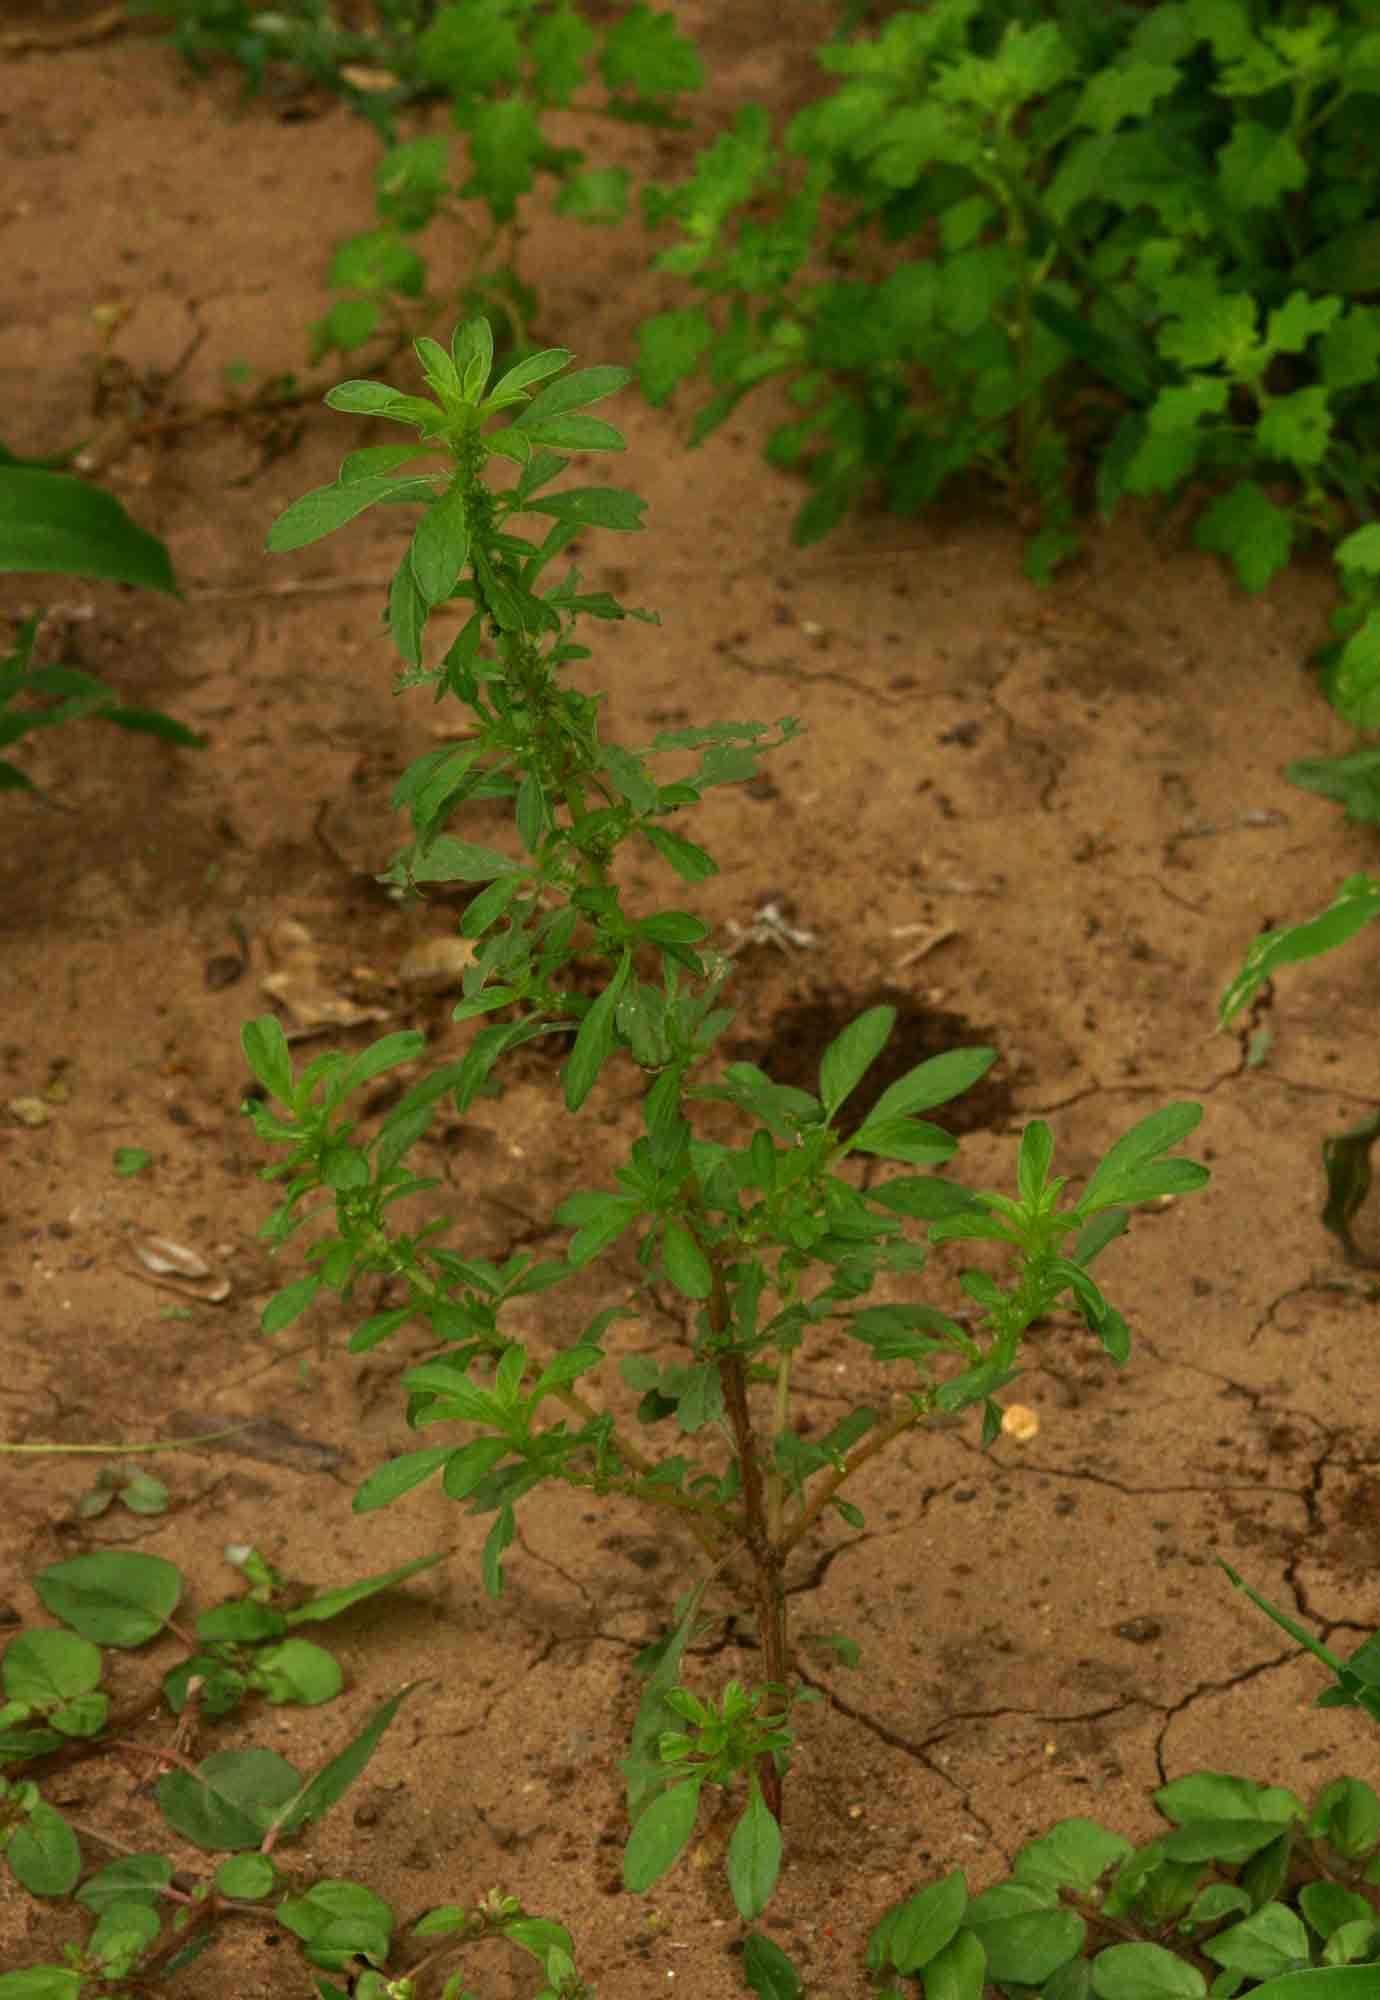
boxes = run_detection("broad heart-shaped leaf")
[35,1551,182,1647]
[252,1638,343,1707]
[7,1801,80,1896]
[3,1629,101,1704]
[1083,1942,1205,1997]
[874,1870,967,1974]
[819,1004,895,1119]
[623,1776,704,1892]
[270,1687,414,1839]
[727,1780,782,1920]
[1077,1103,1202,1216]
[961,1886,1084,1984]
[918,1927,986,2000]
[158,1747,301,1849]
[0,470,178,593]
[266,473,438,553]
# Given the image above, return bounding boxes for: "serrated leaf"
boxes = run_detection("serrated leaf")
[1193,481,1294,592]
[35,1552,182,1647]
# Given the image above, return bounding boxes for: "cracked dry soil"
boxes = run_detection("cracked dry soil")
[4,6,1380,1995]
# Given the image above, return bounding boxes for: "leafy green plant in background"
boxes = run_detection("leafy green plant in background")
[0,452,203,803]
[0,1546,587,1999]
[636,0,1380,724]
[784,1578,1380,2000]
[237,316,1208,1928]
[134,0,706,373]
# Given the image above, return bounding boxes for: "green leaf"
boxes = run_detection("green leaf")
[641,824,719,880]
[0,470,178,593]
[1200,1896,1304,1976]
[922,1927,987,2000]
[623,1777,703,1892]
[485,346,573,408]
[1217,119,1307,210]
[882,1870,968,1973]
[8,1802,80,1896]
[520,485,646,532]
[1257,387,1332,471]
[353,1448,453,1513]
[443,1436,510,1501]
[962,1889,1084,1984]
[1078,1105,1203,1215]
[521,414,626,452]
[482,1503,515,1597]
[742,1933,804,2000]
[564,952,631,1110]
[1014,1819,1134,1895]
[410,478,469,608]
[289,1556,446,1625]
[0,1971,82,2000]
[1220,877,1380,1024]
[850,1116,957,1166]
[867,1048,996,1125]
[242,1013,295,1104]
[113,1145,152,1177]
[727,1780,782,1921]
[398,835,520,884]
[266,474,437,553]
[601,3,703,95]
[1093,1941,1213,1994]
[35,1552,182,1647]
[663,1219,713,1299]
[1193,482,1294,593]
[252,1639,343,1706]
[217,1853,276,1900]
[261,1276,321,1335]
[158,1747,302,1849]
[76,1854,172,1913]
[1330,615,1380,730]
[638,307,716,404]
[276,1878,394,1970]
[3,1629,101,1705]
[819,1005,894,1119]
[516,364,630,429]
[271,1688,413,1838]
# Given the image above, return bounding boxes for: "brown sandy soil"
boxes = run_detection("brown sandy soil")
[3,7,1380,1996]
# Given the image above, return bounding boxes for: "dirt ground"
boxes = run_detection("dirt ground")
[4,6,1380,1996]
